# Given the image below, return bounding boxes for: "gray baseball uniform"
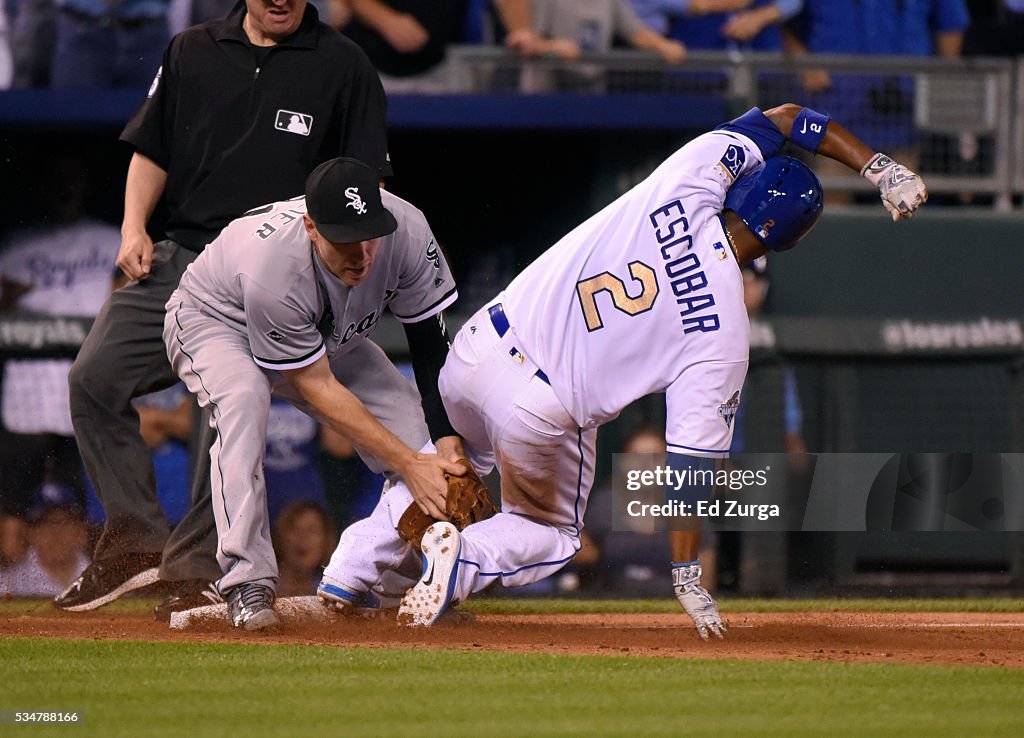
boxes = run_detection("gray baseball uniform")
[163,190,457,594]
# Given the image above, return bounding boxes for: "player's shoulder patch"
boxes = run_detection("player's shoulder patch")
[714,143,746,183]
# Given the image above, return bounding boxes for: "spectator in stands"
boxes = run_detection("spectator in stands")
[782,0,969,202]
[492,0,552,57]
[0,484,90,597]
[631,0,801,51]
[784,0,968,77]
[964,0,1024,56]
[522,0,686,92]
[272,501,336,597]
[463,0,579,59]
[339,0,465,92]
[51,0,169,88]
[8,0,55,88]
[0,6,12,87]
[0,152,120,531]
[532,0,686,62]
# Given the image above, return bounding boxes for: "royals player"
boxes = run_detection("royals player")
[318,103,927,635]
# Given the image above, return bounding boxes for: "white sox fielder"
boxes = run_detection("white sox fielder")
[163,158,465,630]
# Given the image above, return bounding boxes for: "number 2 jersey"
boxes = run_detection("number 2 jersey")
[501,108,786,457]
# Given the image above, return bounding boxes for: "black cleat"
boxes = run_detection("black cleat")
[154,580,222,622]
[54,552,162,612]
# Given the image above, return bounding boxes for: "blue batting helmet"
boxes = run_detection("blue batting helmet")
[723,156,823,252]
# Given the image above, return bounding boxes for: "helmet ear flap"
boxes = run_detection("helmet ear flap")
[724,156,823,252]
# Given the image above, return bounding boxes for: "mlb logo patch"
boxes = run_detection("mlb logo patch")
[275,110,313,136]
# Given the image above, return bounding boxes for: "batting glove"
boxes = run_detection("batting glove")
[672,561,725,641]
[861,153,928,222]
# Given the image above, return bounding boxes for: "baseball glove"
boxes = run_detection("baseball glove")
[397,459,497,549]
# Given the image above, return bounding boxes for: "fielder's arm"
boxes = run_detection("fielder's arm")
[403,313,465,463]
[760,103,928,220]
[284,355,463,519]
[118,152,167,280]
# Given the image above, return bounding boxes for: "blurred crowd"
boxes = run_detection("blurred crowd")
[0,0,1022,91]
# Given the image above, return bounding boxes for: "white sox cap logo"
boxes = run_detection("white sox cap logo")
[345,187,367,215]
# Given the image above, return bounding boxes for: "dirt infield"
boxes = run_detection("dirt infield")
[3,605,1022,668]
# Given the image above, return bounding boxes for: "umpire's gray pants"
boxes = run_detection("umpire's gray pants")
[165,292,428,595]
[69,240,220,582]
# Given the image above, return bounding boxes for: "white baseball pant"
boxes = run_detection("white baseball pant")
[324,296,597,603]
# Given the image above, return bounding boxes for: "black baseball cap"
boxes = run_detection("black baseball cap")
[305,157,397,243]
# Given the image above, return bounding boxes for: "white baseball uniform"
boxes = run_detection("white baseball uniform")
[164,190,457,594]
[327,120,773,602]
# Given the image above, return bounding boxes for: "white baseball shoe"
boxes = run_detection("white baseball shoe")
[398,522,462,627]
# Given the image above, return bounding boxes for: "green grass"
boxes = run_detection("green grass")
[3,596,1023,618]
[0,638,1022,738]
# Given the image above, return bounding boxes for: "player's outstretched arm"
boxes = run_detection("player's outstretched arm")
[761,103,928,221]
[665,456,726,640]
[284,355,463,519]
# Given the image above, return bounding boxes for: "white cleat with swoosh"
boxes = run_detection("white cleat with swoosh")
[398,522,462,627]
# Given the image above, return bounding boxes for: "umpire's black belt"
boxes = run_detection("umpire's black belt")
[488,303,550,385]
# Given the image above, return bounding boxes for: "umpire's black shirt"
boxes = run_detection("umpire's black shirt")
[121,0,388,252]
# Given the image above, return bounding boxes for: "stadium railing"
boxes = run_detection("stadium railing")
[1,49,1019,207]
[442,47,1021,211]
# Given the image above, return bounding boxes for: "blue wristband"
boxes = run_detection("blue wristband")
[790,108,831,153]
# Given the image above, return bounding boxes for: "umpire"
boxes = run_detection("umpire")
[57,0,389,617]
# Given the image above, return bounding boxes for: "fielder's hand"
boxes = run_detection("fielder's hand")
[401,453,462,520]
[673,562,725,641]
[397,458,498,549]
[861,153,928,222]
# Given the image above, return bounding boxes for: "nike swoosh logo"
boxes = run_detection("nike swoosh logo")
[800,119,808,134]
[424,563,435,586]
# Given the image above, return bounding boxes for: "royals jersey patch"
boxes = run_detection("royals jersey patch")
[716,144,746,182]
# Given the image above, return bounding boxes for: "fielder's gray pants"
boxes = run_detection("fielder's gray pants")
[69,240,221,582]
[165,293,429,595]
